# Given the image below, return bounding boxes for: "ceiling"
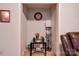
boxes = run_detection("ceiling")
[23,4,57,8]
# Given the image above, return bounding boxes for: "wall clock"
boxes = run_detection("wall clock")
[34,12,42,21]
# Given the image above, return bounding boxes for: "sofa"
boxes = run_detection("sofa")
[60,32,79,56]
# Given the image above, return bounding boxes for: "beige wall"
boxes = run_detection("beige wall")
[59,3,79,34]
[51,6,56,55]
[21,4,27,55]
[51,4,60,55]
[0,3,21,56]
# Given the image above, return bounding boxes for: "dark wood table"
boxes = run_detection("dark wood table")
[30,42,46,56]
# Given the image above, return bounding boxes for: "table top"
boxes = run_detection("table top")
[31,41,46,44]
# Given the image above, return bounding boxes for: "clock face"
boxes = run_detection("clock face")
[34,12,42,21]
[36,14,41,19]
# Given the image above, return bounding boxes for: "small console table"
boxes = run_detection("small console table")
[30,42,46,56]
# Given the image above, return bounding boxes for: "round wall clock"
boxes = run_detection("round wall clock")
[34,12,42,21]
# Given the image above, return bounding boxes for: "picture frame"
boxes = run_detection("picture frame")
[0,10,10,23]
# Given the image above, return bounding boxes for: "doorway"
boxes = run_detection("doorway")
[21,3,59,56]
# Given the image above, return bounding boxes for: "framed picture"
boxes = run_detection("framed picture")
[0,10,10,23]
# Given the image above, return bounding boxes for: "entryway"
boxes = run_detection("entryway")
[21,3,59,56]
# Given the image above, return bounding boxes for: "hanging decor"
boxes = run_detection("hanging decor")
[34,12,42,21]
[0,10,10,23]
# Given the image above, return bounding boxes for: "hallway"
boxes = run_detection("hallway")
[21,4,59,56]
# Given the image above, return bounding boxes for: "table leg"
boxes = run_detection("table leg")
[44,43,46,56]
[30,43,32,56]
